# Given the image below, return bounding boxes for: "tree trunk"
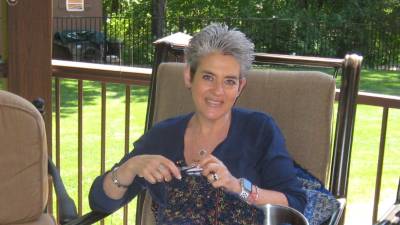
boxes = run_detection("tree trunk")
[151,0,166,39]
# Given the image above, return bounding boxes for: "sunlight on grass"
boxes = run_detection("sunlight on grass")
[52,79,148,224]
[345,106,400,225]
[360,70,400,96]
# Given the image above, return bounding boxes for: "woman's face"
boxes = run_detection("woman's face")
[184,52,246,122]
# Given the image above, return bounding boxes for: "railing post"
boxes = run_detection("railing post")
[179,17,184,32]
[330,54,363,198]
[372,107,389,223]
[102,15,108,64]
[329,54,362,225]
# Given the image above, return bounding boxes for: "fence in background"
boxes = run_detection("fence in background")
[52,16,400,71]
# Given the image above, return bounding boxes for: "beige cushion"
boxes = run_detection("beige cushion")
[0,90,49,224]
[142,62,336,225]
[13,214,55,225]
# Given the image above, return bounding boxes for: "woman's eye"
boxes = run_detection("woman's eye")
[225,79,237,86]
[202,74,213,81]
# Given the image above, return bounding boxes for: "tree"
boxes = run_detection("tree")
[101,0,400,67]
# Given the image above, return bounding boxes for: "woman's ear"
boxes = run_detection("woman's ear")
[183,65,192,89]
[237,78,247,97]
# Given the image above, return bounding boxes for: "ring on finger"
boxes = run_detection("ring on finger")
[156,176,163,182]
[158,164,165,172]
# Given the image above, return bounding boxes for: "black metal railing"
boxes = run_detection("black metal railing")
[173,17,399,71]
[52,16,399,71]
[53,17,154,67]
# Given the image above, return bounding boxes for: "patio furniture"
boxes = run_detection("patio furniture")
[0,90,56,225]
[135,34,361,225]
[374,178,400,225]
[0,91,88,225]
[53,31,104,63]
[138,59,342,225]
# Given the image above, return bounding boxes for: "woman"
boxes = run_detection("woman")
[89,23,306,224]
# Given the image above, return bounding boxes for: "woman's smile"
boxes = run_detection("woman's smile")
[184,52,246,122]
[205,97,224,107]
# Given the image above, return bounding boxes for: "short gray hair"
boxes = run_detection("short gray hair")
[184,23,254,78]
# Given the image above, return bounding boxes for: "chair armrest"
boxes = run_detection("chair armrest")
[374,178,400,225]
[48,159,78,224]
[32,99,110,225]
[374,204,400,225]
[63,211,110,225]
[326,198,346,225]
[48,159,111,225]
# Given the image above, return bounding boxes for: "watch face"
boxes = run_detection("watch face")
[242,178,252,192]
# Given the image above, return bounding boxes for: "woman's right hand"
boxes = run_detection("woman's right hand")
[103,155,181,200]
[128,155,182,184]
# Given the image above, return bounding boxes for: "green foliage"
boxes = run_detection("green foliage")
[101,0,400,69]
[101,0,400,30]
[102,0,154,66]
[106,15,154,66]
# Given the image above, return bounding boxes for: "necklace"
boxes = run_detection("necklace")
[185,114,230,165]
[191,149,208,165]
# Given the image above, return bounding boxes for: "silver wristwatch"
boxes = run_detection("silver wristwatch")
[238,178,252,201]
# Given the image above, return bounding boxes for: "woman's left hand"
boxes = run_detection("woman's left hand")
[199,154,241,194]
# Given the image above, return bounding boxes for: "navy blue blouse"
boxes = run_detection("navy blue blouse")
[89,108,306,223]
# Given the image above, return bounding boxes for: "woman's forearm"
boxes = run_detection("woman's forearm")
[230,178,289,207]
[254,188,289,207]
[103,159,137,199]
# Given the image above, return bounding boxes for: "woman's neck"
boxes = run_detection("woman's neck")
[190,112,231,136]
[183,112,232,165]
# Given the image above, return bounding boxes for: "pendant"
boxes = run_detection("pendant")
[199,149,208,157]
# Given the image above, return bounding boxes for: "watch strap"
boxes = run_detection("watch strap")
[238,178,252,201]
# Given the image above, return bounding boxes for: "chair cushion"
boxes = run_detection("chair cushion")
[151,63,336,225]
[154,63,336,183]
[294,163,340,225]
[0,91,48,224]
[13,213,55,225]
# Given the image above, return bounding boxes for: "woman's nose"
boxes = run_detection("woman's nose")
[211,81,224,95]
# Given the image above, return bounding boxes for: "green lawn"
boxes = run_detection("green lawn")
[1,68,399,225]
[358,70,400,96]
[345,105,400,225]
[52,80,148,224]
[333,69,399,224]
